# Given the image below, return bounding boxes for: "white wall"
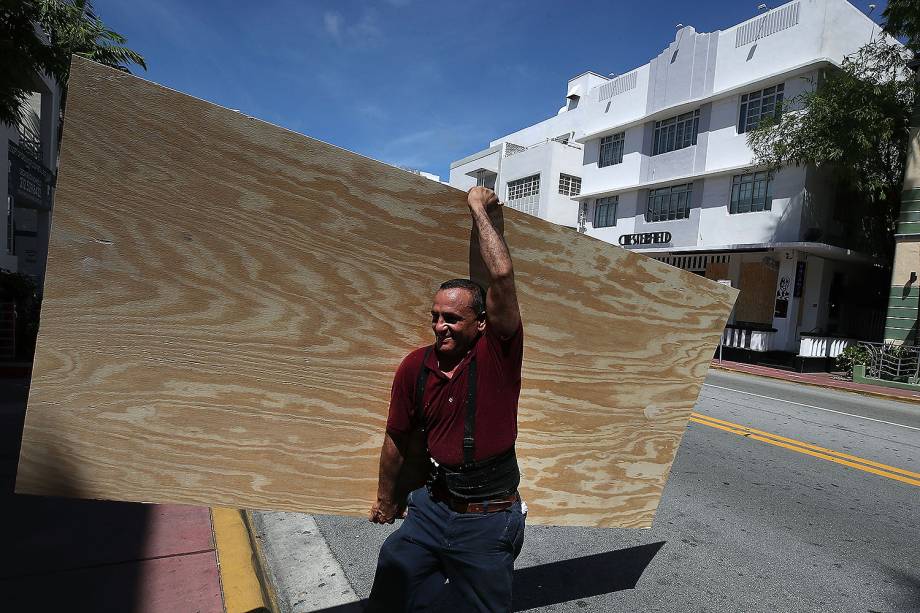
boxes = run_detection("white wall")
[697,166,807,247]
[704,72,815,172]
[543,143,585,227]
[579,66,652,138]
[449,147,501,191]
[580,124,644,194]
[713,0,826,94]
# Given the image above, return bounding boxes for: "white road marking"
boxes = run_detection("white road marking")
[702,383,920,432]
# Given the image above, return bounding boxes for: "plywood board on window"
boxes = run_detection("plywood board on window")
[16,58,737,528]
[735,262,779,325]
[705,261,729,281]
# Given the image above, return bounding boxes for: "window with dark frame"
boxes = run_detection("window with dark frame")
[599,132,625,167]
[558,174,582,196]
[652,110,700,156]
[646,183,692,222]
[594,196,618,228]
[738,84,784,134]
[730,172,772,213]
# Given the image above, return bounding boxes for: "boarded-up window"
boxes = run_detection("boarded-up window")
[734,261,779,325]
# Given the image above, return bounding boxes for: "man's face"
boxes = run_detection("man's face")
[430,288,485,359]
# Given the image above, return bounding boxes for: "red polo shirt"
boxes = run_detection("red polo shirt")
[386,323,523,467]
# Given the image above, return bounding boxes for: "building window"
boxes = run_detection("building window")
[738,84,784,133]
[506,174,540,216]
[558,174,582,196]
[594,196,618,228]
[646,183,692,222]
[652,110,700,156]
[599,132,625,167]
[475,170,496,189]
[730,172,772,213]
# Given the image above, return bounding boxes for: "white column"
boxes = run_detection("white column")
[771,250,803,351]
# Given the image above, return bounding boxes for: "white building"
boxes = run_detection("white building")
[450,0,887,357]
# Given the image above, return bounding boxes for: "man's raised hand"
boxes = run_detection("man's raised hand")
[467,186,500,213]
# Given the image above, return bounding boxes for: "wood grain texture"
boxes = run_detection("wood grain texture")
[16,58,737,527]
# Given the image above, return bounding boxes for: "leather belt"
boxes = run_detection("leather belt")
[431,485,519,514]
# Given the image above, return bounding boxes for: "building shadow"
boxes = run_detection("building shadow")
[510,541,665,610]
[311,541,665,613]
[0,377,153,612]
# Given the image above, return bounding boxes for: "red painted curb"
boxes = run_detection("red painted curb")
[710,361,920,405]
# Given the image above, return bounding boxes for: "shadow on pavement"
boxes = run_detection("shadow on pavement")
[0,377,150,611]
[311,540,665,612]
[511,541,665,610]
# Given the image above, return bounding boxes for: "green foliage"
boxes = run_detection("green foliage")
[36,0,146,101]
[883,0,920,54]
[0,271,42,360]
[0,0,145,125]
[836,344,870,378]
[0,0,57,125]
[747,38,917,259]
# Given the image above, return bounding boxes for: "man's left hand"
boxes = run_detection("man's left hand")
[369,498,405,524]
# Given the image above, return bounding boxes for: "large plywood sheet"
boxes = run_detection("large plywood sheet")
[16,58,737,527]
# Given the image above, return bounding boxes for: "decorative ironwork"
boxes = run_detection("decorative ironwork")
[859,341,920,383]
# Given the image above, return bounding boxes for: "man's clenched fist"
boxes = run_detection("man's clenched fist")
[467,186,500,213]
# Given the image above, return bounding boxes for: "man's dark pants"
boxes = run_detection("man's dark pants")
[366,486,526,612]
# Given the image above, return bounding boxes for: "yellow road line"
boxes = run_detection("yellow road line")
[212,507,273,613]
[689,414,920,488]
[691,412,920,480]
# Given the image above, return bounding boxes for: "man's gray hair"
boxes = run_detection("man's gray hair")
[438,279,486,316]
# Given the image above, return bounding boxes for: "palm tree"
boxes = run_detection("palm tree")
[36,0,146,111]
[0,0,145,125]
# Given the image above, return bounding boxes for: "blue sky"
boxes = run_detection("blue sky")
[93,0,886,180]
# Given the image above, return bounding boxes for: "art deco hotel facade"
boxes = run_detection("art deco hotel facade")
[450,0,886,357]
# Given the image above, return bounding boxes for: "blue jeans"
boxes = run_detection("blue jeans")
[366,486,526,612]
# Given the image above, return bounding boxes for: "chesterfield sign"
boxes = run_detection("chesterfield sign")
[618,232,672,246]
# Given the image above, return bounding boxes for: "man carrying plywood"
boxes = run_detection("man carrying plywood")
[366,187,526,612]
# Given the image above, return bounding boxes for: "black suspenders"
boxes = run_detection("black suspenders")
[462,359,477,467]
[415,347,432,416]
[414,347,478,467]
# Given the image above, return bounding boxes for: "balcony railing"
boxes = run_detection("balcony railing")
[722,324,776,352]
[797,335,855,359]
[503,138,583,159]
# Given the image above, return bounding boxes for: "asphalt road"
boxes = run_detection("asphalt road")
[263,370,920,612]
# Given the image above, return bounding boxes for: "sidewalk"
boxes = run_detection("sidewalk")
[1,377,224,612]
[710,359,920,404]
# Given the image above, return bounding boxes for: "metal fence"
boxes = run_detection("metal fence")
[858,341,920,382]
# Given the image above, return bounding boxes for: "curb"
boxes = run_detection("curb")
[710,362,920,406]
[211,508,279,613]
[244,510,282,613]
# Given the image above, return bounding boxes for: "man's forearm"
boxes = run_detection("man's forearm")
[376,431,405,506]
[467,187,521,338]
[471,206,513,282]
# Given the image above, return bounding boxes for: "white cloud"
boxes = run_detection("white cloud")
[355,103,389,120]
[323,11,342,40]
[322,9,382,47]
